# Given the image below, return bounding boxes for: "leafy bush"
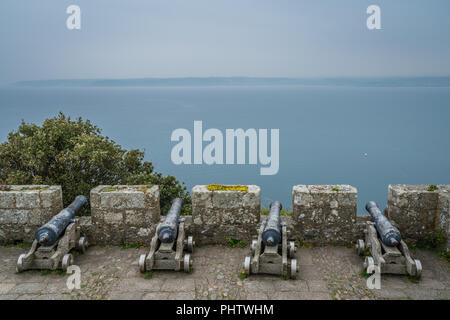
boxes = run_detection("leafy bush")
[0,112,191,214]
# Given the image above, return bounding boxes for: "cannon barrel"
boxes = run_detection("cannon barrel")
[158,198,183,243]
[262,201,282,246]
[366,201,402,247]
[35,195,88,246]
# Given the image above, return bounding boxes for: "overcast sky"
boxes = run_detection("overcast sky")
[1,0,450,84]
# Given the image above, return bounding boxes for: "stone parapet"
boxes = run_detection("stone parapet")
[90,185,160,245]
[191,185,260,244]
[0,185,63,243]
[292,185,358,244]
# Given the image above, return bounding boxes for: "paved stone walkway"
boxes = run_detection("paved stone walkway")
[0,245,448,300]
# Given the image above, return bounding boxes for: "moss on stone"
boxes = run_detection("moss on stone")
[0,185,49,192]
[260,208,292,216]
[102,185,152,193]
[18,186,49,191]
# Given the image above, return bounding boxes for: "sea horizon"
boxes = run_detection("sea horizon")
[9,76,450,88]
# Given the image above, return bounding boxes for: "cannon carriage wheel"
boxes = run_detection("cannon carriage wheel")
[290,259,298,279]
[138,254,147,273]
[62,253,73,271]
[16,254,26,273]
[183,254,192,273]
[288,241,296,258]
[243,256,251,275]
[251,240,258,255]
[187,236,195,253]
[414,259,422,278]
[77,237,88,253]
[364,256,375,271]
[356,239,365,256]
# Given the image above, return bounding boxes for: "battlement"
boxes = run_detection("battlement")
[0,184,448,250]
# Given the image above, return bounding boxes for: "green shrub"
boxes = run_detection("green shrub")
[427,184,438,192]
[0,112,191,215]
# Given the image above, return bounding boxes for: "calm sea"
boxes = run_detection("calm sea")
[1,85,449,213]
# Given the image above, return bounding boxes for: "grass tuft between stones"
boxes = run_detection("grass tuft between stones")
[226,237,246,248]
[359,269,371,279]
[405,275,420,284]
[437,250,450,264]
[238,270,248,280]
[415,230,446,249]
[120,241,147,250]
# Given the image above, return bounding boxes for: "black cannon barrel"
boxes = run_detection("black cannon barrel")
[35,195,88,246]
[262,201,282,246]
[158,198,183,243]
[366,201,402,247]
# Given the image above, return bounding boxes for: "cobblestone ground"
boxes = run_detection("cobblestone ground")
[0,245,448,300]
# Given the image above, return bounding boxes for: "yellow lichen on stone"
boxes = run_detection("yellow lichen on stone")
[206,184,248,192]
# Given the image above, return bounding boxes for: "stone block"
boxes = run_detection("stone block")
[0,185,63,244]
[292,185,357,244]
[90,185,160,245]
[191,185,260,244]
[387,185,449,241]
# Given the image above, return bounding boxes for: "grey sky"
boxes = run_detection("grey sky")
[1,0,450,84]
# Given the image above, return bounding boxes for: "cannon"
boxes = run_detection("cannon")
[243,201,298,278]
[366,201,402,247]
[139,198,194,273]
[16,196,89,272]
[356,201,422,278]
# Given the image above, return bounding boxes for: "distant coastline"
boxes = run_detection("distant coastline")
[11,76,450,88]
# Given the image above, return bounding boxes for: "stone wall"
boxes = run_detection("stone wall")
[388,185,450,249]
[90,185,160,245]
[191,185,260,244]
[1,183,448,249]
[0,185,63,243]
[437,190,450,251]
[292,185,359,244]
